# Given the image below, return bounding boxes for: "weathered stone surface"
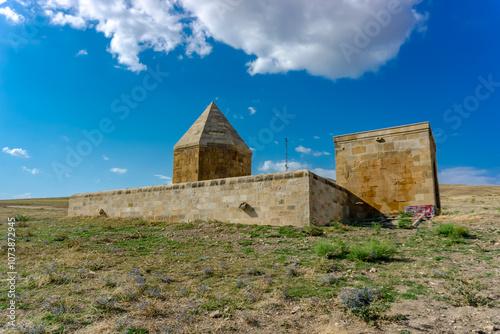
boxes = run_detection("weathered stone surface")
[173,102,252,183]
[334,122,440,215]
[68,170,376,226]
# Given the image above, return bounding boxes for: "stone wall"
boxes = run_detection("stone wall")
[309,174,382,225]
[173,145,252,183]
[69,170,374,226]
[172,147,199,183]
[198,145,252,181]
[334,122,440,215]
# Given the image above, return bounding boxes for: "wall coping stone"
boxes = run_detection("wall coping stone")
[334,122,433,144]
[69,170,342,200]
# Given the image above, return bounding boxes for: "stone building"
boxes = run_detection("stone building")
[334,122,440,215]
[172,102,252,183]
[68,103,440,226]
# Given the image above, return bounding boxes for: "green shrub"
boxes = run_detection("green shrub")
[435,224,471,239]
[314,241,348,259]
[348,240,397,262]
[304,226,324,236]
[446,277,490,307]
[14,214,30,222]
[397,212,413,229]
[339,287,390,324]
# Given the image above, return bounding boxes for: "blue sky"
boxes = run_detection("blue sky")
[1,0,499,199]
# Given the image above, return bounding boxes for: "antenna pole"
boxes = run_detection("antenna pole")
[285,137,288,171]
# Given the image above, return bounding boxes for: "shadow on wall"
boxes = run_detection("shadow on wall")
[238,201,259,218]
[345,188,384,221]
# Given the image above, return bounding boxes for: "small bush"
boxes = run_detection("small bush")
[14,321,48,334]
[304,226,324,236]
[202,267,214,278]
[40,262,72,285]
[314,257,338,273]
[96,295,117,310]
[339,287,387,324]
[286,268,299,277]
[435,224,471,239]
[446,277,490,307]
[245,267,265,276]
[331,221,350,231]
[314,241,348,259]
[103,276,117,288]
[397,212,413,229]
[348,240,397,262]
[53,233,68,242]
[236,278,251,289]
[319,274,339,286]
[153,271,172,284]
[14,214,29,222]
[40,295,67,315]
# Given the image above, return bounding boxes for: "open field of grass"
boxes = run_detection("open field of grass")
[0,198,69,209]
[0,185,499,333]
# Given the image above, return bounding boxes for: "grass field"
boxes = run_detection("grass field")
[0,198,69,209]
[0,185,499,333]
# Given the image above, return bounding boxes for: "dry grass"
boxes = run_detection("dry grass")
[0,197,69,209]
[440,184,500,196]
[0,185,498,333]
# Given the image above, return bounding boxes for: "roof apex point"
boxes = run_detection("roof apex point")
[174,102,251,153]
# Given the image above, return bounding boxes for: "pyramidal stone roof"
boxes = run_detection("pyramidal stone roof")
[174,102,252,153]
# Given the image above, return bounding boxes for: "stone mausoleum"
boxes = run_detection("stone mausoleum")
[172,102,252,183]
[68,102,440,226]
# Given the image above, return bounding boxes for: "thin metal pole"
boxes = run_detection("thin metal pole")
[285,137,288,171]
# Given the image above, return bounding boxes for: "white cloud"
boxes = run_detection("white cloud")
[438,167,499,185]
[312,151,331,157]
[22,166,40,175]
[0,0,6,5]
[110,167,127,174]
[0,6,24,24]
[25,0,426,79]
[314,136,320,139]
[13,192,32,199]
[3,147,30,158]
[249,147,256,151]
[102,155,109,160]
[38,0,190,72]
[154,174,171,180]
[48,10,87,29]
[311,168,336,180]
[248,107,256,115]
[294,145,330,157]
[258,161,335,179]
[258,160,309,173]
[154,174,172,184]
[75,49,88,56]
[295,145,311,154]
[274,141,279,145]
[182,0,427,80]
